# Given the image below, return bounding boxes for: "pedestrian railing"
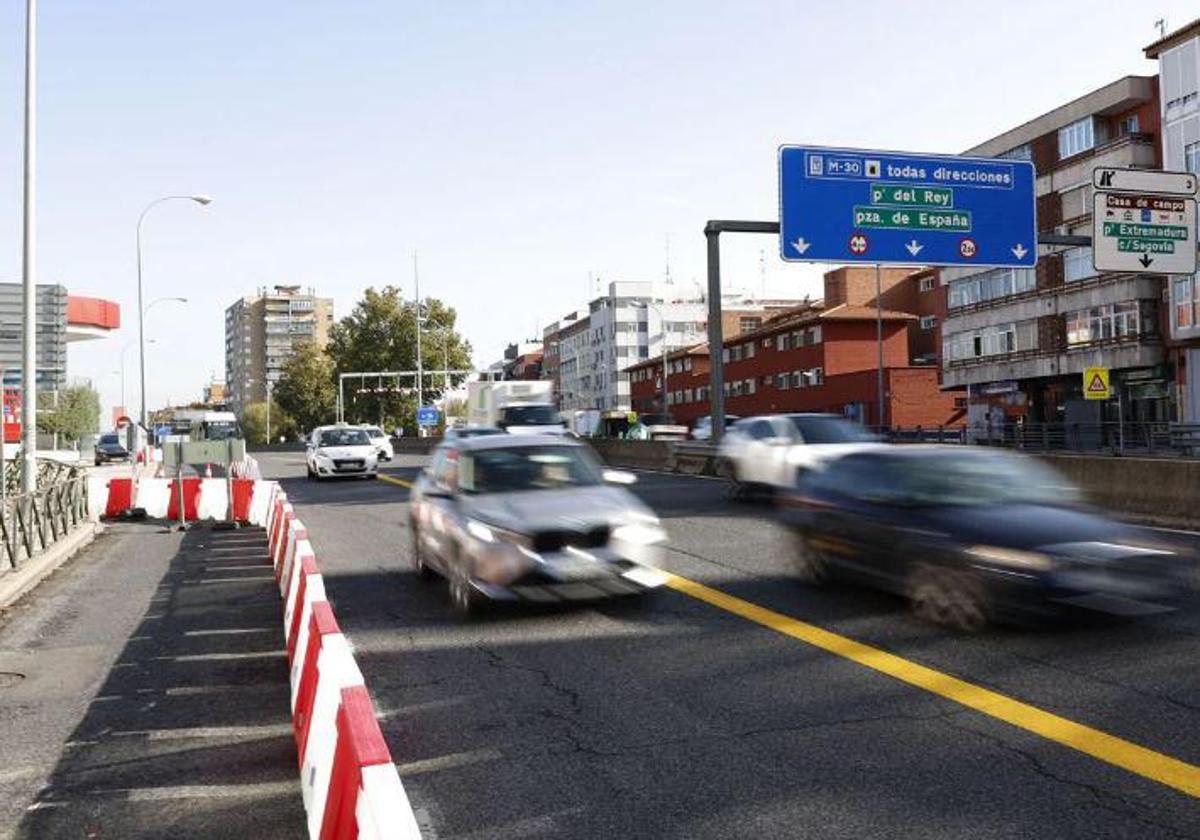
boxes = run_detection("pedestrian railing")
[0,465,90,571]
[880,422,1200,458]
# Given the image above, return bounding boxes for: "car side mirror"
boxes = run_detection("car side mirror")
[603,469,637,485]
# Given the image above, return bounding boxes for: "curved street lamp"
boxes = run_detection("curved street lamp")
[136,196,210,429]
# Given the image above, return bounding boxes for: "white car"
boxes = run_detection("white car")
[360,424,394,461]
[718,413,881,496]
[306,425,379,480]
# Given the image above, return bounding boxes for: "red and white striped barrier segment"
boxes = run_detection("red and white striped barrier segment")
[98,477,275,524]
[260,484,421,839]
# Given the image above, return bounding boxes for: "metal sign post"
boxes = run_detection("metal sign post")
[174,438,187,532]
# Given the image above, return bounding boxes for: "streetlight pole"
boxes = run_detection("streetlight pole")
[413,251,424,436]
[20,0,37,494]
[136,196,210,434]
[636,301,670,415]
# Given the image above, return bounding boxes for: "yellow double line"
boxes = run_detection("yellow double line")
[377,474,413,489]
[666,573,1200,799]
[373,475,1199,797]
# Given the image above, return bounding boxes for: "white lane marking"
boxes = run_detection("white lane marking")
[149,651,285,662]
[183,628,274,637]
[197,576,276,584]
[0,766,44,784]
[1151,525,1200,537]
[627,466,726,482]
[30,780,299,807]
[91,683,277,701]
[396,748,504,777]
[112,723,293,741]
[201,564,271,572]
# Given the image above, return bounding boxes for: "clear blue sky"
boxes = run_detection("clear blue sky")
[0,0,1194,421]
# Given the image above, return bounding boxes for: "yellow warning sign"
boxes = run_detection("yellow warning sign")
[1083,366,1111,400]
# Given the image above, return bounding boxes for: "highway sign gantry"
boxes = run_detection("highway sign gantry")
[1092,168,1197,275]
[778,146,1037,268]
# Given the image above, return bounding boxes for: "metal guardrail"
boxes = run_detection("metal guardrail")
[0,464,89,571]
[880,423,1200,457]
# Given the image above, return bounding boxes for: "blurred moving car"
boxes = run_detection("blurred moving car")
[408,435,668,614]
[444,425,506,441]
[360,424,394,461]
[782,446,1186,630]
[718,413,879,495]
[690,415,739,441]
[305,425,379,480]
[94,432,129,465]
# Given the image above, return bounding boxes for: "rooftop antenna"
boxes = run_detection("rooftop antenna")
[759,248,767,301]
[665,235,673,284]
[1154,18,1167,38]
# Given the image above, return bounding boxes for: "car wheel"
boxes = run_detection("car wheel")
[410,527,433,580]
[448,556,477,617]
[907,563,987,632]
[792,532,830,585]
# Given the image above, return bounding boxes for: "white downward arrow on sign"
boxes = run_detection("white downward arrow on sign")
[905,240,923,257]
[1011,243,1028,260]
[792,238,810,255]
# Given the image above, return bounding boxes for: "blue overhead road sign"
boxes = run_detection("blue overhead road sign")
[416,406,440,427]
[779,145,1037,268]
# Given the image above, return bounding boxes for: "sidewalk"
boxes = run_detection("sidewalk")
[0,521,303,839]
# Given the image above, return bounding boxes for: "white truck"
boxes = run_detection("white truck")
[466,381,565,434]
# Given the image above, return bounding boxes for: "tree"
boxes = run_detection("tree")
[36,384,101,444]
[325,286,472,428]
[241,401,296,444]
[273,343,337,434]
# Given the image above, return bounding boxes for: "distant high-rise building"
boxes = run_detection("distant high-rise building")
[225,286,334,416]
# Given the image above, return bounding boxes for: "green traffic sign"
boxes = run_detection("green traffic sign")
[1116,238,1175,254]
[1102,221,1189,241]
[852,206,971,232]
[868,183,954,209]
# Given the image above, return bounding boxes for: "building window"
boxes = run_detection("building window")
[997,143,1032,161]
[746,378,756,395]
[1063,247,1096,283]
[777,374,789,390]
[792,370,803,388]
[1058,117,1095,159]
[778,333,791,351]
[948,267,1036,308]
[722,348,730,363]
[731,380,743,397]
[739,317,762,332]
[918,276,934,292]
[806,326,821,345]
[807,367,824,387]
[919,315,937,331]
[945,321,1038,362]
[1065,301,1142,346]
[762,336,773,349]
[1187,142,1200,176]
[1174,276,1197,331]
[744,341,755,359]
[1117,114,1139,136]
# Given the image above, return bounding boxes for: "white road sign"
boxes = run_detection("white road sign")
[1092,191,1197,275]
[1092,167,1197,196]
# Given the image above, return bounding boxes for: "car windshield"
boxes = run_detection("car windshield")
[500,405,562,426]
[460,446,601,493]
[319,428,370,447]
[205,421,241,441]
[640,414,676,426]
[457,427,504,438]
[363,427,385,437]
[790,415,877,443]
[99,434,119,445]
[870,451,1081,507]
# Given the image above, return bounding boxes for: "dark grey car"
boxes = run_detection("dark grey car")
[94,433,129,465]
[408,435,667,615]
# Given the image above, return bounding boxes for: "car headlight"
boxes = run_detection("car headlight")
[467,519,531,549]
[965,545,1053,571]
[612,512,666,546]
[314,450,332,462]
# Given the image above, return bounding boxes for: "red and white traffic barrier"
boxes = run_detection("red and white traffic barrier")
[97,477,275,525]
[258,483,422,840]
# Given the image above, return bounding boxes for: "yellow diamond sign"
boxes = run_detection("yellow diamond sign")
[1083,366,1111,400]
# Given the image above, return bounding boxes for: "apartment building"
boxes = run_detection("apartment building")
[225,285,334,415]
[940,75,1166,426]
[1146,21,1200,421]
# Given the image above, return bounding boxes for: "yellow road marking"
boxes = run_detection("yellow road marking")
[377,474,413,489]
[665,572,1200,799]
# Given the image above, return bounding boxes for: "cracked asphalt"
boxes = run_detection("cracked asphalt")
[260,450,1200,840]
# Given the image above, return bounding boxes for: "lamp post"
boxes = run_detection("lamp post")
[137,196,210,432]
[20,0,37,493]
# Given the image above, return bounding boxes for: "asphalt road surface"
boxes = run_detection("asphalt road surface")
[260,450,1200,840]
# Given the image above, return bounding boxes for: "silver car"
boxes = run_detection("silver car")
[408,435,668,614]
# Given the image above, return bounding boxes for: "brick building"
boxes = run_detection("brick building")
[940,75,1168,427]
[628,267,963,429]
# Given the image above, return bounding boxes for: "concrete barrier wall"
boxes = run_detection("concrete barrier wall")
[585,439,1200,530]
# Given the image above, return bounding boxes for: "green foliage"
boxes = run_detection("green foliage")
[36,385,100,443]
[325,286,472,427]
[241,401,296,444]
[273,343,337,434]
